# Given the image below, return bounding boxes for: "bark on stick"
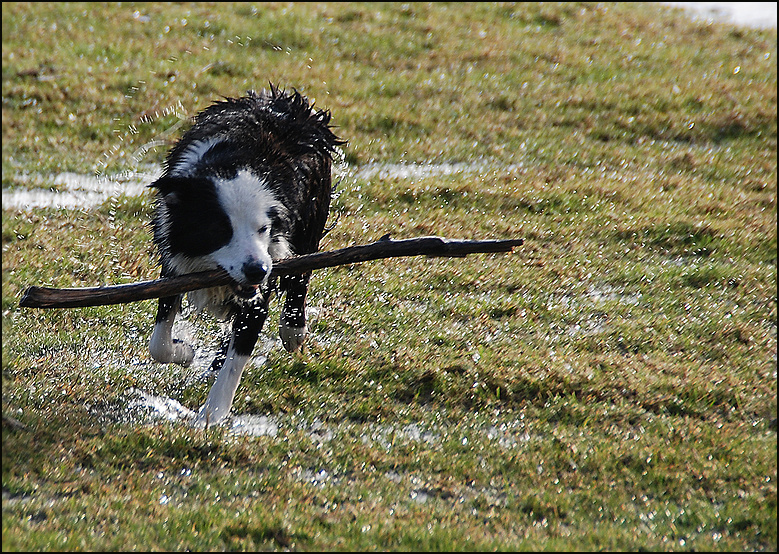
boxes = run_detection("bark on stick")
[19,236,522,309]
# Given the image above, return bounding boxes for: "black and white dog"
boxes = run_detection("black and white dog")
[148,86,344,425]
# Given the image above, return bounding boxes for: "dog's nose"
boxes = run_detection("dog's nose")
[242,260,268,284]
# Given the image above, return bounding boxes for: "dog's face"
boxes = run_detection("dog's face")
[209,170,290,296]
[152,169,290,297]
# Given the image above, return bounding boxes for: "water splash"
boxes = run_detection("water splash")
[127,387,196,421]
[124,387,279,437]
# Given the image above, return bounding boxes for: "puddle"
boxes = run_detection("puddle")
[545,284,643,339]
[2,162,526,211]
[350,161,524,182]
[127,388,196,421]
[126,388,280,437]
[664,2,777,29]
[228,414,279,437]
[2,168,161,210]
[121,381,534,446]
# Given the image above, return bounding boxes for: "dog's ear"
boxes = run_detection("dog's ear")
[150,175,183,193]
[149,176,190,206]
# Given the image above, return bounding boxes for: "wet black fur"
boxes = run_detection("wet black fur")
[149,86,344,361]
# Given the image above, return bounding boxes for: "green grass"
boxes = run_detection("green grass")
[3,2,777,551]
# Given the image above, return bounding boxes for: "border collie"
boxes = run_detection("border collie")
[148,86,344,425]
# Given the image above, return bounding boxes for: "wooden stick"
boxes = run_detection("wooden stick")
[19,236,522,309]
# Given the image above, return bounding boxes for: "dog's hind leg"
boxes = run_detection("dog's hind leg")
[149,295,195,366]
[196,292,271,425]
[279,273,310,352]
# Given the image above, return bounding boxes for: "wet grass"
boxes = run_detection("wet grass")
[2,2,777,551]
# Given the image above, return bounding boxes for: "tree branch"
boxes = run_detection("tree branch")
[19,236,522,309]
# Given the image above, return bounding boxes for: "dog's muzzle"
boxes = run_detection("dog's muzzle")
[232,283,260,299]
[230,259,269,298]
[242,260,269,283]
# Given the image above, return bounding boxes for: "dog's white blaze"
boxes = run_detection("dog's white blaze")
[199,169,290,284]
[169,137,225,177]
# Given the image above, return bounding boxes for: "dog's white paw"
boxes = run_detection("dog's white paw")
[280,323,308,352]
[150,337,195,367]
[193,403,228,428]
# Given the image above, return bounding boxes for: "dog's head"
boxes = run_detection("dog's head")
[151,168,290,298]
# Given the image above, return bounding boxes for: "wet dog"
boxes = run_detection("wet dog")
[148,86,344,425]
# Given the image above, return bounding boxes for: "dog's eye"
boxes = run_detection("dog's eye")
[258,225,269,235]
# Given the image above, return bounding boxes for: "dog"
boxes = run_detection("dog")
[147,86,344,425]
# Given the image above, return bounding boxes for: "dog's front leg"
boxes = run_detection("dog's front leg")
[196,294,270,426]
[149,295,195,366]
[279,273,310,352]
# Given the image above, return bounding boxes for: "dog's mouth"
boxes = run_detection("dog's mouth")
[232,283,259,299]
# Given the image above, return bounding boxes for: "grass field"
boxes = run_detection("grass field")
[2,2,777,551]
